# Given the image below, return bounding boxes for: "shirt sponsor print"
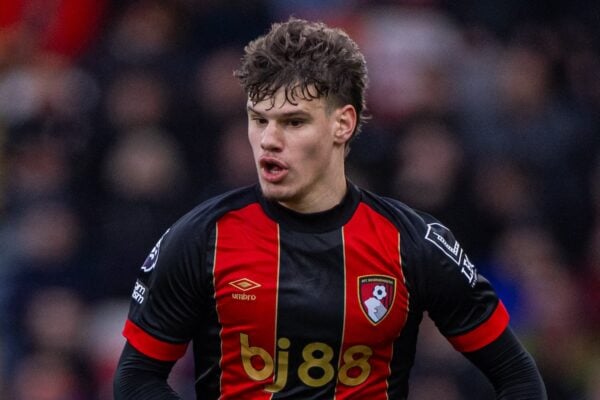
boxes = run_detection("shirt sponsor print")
[424,223,477,287]
[132,279,148,304]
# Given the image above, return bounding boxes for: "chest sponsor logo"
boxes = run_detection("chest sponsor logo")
[240,333,373,392]
[359,275,396,325]
[229,278,261,301]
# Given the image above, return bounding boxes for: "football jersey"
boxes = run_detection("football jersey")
[123,182,509,399]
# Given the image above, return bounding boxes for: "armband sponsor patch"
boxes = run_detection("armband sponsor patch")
[132,279,148,304]
[425,223,477,287]
[425,223,463,265]
[460,254,477,287]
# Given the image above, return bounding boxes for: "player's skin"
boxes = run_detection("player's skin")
[246,86,357,213]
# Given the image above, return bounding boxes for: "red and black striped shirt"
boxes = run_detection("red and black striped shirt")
[123,182,508,399]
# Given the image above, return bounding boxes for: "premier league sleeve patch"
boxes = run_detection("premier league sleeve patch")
[141,228,170,273]
[359,275,396,325]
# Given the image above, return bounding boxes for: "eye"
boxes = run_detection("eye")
[287,119,304,127]
[251,116,268,125]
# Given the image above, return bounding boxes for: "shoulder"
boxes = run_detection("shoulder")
[170,185,259,236]
[357,187,433,244]
[357,186,478,289]
[137,185,259,281]
[150,185,259,261]
[359,188,464,257]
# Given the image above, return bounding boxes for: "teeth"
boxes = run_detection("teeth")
[266,163,281,173]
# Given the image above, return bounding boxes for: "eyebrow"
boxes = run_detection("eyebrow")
[246,105,312,119]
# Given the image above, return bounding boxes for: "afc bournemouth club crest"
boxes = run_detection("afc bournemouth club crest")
[359,275,396,325]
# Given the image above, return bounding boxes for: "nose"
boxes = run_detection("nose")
[260,121,282,151]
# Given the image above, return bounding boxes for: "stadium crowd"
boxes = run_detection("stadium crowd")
[0,1,599,399]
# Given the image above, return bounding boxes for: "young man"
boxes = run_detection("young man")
[114,18,547,399]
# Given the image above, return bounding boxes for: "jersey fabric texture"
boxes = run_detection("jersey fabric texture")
[123,182,509,399]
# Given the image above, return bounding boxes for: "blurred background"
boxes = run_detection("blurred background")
[0,0,599,399]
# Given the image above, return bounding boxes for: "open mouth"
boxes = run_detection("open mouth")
[265,161,283,173]
[260,157,288,182]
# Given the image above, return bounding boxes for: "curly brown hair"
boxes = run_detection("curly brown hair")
[234,18,369,137]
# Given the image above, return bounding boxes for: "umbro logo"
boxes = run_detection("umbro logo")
[229,278,261,301]
[229,278,261,291]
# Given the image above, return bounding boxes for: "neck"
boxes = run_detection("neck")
[279,175,348,214]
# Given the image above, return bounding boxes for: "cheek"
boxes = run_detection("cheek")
[303,141,322,158]
[302,138,332,169]
[247,132,261,157]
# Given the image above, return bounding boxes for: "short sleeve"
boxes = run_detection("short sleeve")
[123,220,207,361]
[418,218,509,353]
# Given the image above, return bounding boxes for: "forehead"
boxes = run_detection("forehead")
[247,86,328,115]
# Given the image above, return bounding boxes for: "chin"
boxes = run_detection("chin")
[259,182,294,202]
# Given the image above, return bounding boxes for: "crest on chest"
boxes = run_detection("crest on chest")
[358,275,396,325]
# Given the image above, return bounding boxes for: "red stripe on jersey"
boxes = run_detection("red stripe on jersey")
[123,319,188,361]
[213,203,279,400]
[337,203,409,399]
[447,301,510,353]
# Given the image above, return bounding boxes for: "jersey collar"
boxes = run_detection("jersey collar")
[257,181,361,233]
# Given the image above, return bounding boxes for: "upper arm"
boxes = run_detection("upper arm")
[123,219,209,362]
[414,218,547,397]
[417,219,509,352]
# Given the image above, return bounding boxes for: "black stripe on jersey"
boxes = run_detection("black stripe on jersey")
[274,227,345,399]
[388,311,422,399]
[193,227,222,399]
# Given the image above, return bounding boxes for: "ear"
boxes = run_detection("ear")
[333,105,357,145]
